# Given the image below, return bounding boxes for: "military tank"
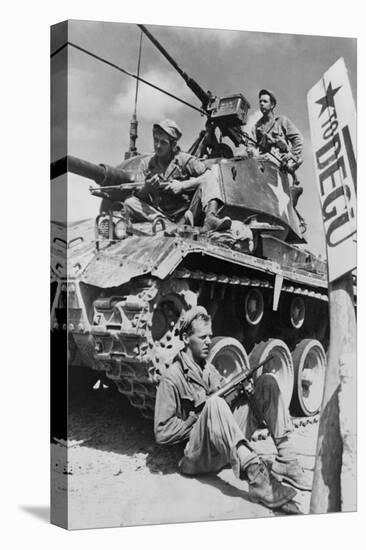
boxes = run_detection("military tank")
[51,25,329,421]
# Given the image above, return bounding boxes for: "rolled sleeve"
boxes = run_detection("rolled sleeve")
[185,156,208,178]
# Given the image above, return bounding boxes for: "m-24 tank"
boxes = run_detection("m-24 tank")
[51,152,329,421]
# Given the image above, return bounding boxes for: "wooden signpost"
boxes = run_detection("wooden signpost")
[307,58,357,513]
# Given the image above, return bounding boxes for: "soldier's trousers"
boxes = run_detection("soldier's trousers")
[179,373,294,478]
[124,170,223,223]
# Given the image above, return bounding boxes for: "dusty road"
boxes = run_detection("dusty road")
[51,383,319,530]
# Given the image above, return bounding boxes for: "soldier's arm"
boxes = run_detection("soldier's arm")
[245,124,260,157]
[134,158,160,199]
[208,363,226,393]
[165,156,208,194]
[281,117,304,159]
[180,156,209,191]
[134,158,149,184]
[154,378,197,445]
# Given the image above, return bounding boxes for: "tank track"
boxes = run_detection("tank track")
[251,414,319,442]
[91,276,192,419]
[174,268,328,301]
[90,268,328,420]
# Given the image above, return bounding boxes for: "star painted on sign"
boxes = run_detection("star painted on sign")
[267,173,290,221]
[315,82,342,117]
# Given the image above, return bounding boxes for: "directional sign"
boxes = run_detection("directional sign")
[307,58,356,282]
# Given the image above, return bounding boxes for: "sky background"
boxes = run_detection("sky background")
[51,20,356,257]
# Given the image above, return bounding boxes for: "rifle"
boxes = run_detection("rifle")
[215,354,274,409]
[88,166,180,202]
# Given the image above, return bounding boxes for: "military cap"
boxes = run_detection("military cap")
[179,306,210,337]
[153,119,182,141]
[259,89,277,107]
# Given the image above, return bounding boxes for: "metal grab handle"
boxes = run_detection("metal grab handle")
[152,217,167,234]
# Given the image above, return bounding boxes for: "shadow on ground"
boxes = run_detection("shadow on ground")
[20,506,50,523]
[66,385,183,475]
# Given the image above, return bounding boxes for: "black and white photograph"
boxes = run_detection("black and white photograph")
[49,17,357,530]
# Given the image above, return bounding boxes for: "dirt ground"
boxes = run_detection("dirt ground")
[51,383,319,530]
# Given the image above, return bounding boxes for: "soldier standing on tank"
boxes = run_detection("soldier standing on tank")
[154,306,312,511]
[124,119,231,232]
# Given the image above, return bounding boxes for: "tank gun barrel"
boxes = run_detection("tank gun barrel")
[51,155,133,187]
[138,24,210,110]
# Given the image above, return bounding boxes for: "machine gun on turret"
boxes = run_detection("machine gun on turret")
[138,24,303,181]
[138,24,251,159]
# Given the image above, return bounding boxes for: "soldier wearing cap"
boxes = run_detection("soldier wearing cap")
[250,89,304,177]
[154,305,312,511]
[124,119,231,231]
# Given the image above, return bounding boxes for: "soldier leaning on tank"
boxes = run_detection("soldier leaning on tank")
[124,119,231,232]
[154,306,312,511]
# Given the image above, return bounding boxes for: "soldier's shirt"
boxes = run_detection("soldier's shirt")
[135,150,208,216]
[136,149,207,181]
[154,351,225,446]
[252,114,304,159]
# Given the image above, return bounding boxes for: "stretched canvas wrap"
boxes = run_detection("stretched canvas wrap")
[50,20,357,530]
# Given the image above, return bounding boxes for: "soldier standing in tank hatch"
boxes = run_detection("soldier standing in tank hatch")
[124,119,232,232]
[250,89,304,172]
[154,306,312,511]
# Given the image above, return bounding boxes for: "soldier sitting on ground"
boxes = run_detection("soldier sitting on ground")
[154,306,312,511]
[124,119,231,232]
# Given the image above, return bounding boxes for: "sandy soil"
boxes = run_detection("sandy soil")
[51,384,318,530]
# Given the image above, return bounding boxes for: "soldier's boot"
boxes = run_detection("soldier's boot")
[245,461,296,509]
[271,458,312,491]
[202,199,232,232]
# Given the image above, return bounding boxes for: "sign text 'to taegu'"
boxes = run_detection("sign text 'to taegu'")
[307,57,356,282]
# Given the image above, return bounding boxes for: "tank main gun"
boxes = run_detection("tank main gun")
[51,155,143,210]
[51,155,133,186]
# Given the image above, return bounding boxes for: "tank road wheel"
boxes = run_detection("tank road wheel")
[290,339,327,417]
[244,289,264,326]
[249,339,294,409]
[208,337,250,382]
[289,296,306,329]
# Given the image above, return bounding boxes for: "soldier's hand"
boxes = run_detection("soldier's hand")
[280,152,294,163]
[145,173,161,192]
[163,179,184,195]
[280,153,301,172]
[188,410,199,424]
[263,153,272,162]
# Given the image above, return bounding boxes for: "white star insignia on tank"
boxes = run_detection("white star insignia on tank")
[267,173,290,220]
